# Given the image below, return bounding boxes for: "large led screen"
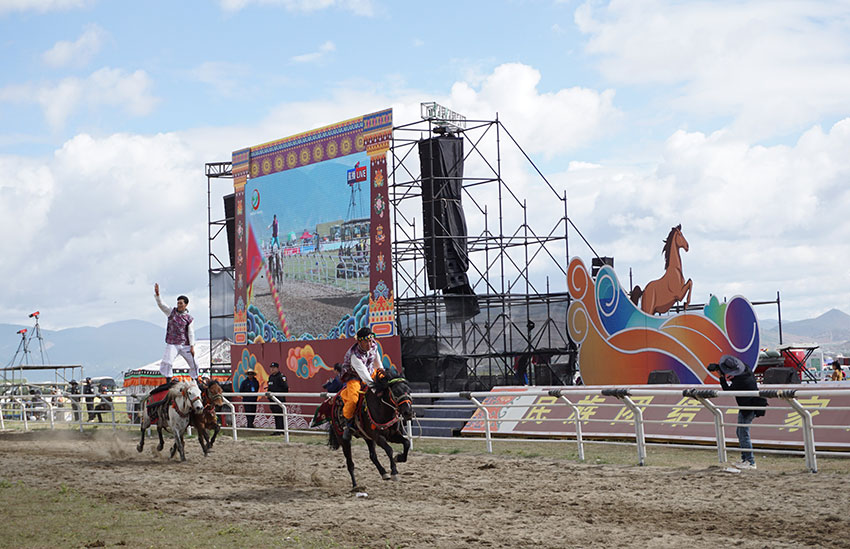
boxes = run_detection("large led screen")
[231,109,396,356]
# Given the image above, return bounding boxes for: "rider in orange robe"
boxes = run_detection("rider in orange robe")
[339,327,381,441]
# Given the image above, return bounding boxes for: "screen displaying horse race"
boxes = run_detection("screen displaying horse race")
[244,151,372,339]
[230,109,399,392]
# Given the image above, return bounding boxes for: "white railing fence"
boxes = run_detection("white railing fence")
[1,387,847,473]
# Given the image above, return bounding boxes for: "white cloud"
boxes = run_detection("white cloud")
[5,61,848,329]
[447,63,620,158]
[0,0,91,14]
[219,0,373,16]
[42,24,105,68]
[0,67,158,130]
[291,41,335,64]
[575,0,850,139]
[190,61,249,98]
[0,132,208,329]
[554,117,850,319]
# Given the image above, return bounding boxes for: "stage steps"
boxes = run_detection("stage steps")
[409,397,476,438]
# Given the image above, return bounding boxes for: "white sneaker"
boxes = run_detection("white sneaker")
[733,461,757,470]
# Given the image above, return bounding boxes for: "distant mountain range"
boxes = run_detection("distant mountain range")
[3,308,849,382]
[760,308,850,355]
[0,320,210,382]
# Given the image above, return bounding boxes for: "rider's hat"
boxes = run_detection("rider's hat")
[69,380,78,385]
[356,327,374,341]
[246,369,256,375]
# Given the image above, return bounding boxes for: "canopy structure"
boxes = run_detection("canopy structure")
[122,340,232,397]
[0,364,83,385]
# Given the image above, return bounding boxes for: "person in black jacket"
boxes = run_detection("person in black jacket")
[239,370,260,428]
[714,355,767,470]
[82,377,95,421]
[266,362,289,434]
[68,380,81,422]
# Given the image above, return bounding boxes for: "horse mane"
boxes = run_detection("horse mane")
[662,224,682,270]
[168,381,189,399]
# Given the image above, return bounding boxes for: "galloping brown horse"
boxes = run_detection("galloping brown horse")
[191,380,225,455]
[631,224,693,315]
[319,370,414,492]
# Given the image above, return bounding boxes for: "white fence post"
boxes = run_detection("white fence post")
[550,390,585,461]
[466,394,492,453]
[221,397,238,441]
[44,398,55,430]
[266,393,290,443]
[685,388,727,464]
[786,395,818,473]
[15,398,28,431]
[603,389,646,466]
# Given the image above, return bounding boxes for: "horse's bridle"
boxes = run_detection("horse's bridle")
[172,387,202,418]
[385,378,413,412]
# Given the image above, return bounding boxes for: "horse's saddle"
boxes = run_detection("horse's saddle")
[146,389,170,425]
[310,393,366,436]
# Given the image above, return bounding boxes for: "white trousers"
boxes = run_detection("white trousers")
[160,344,198,379]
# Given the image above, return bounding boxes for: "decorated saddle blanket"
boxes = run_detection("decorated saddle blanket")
[146,389,170,425]
[310,394,365,436]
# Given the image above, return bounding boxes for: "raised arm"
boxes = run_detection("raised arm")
[153,283,170,315]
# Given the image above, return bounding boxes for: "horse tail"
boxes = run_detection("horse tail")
[630,285,642,306]
[328,426,341,450]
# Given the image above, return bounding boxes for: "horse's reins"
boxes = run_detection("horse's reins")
[364,378,412,430]
[171,387,201,418]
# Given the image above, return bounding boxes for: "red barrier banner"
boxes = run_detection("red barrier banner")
[461,384,850,449]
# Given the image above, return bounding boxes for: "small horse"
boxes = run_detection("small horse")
[631,224,693,315]
[190,380,225,455]
[323,371,414,491]
[136,382,204,462]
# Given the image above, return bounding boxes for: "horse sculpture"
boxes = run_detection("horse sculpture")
[631,224,693,315]
[190,380,225,455]
[136,381,204,462]
[317,370,414,491]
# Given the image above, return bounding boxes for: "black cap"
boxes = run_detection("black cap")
[69,380,78,385]
[270,362,280,369]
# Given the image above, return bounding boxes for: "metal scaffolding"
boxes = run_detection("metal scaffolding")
[390,116,577,390]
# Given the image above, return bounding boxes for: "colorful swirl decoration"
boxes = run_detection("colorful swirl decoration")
[567,258,760,385]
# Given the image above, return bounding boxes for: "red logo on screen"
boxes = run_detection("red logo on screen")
[251,189,260,210]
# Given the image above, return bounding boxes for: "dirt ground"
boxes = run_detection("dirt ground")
[0,429,848,548]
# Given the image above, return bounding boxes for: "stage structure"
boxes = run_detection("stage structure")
[389,105,582,391]
[210,106,792,390]
[206,162,236,375]
[226,110,399,394]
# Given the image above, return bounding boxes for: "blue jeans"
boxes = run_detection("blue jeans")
[737,410,757,464]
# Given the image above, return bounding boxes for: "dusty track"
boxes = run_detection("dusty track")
[0,430,847,548]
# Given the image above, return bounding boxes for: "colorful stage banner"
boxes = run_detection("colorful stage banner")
[231,109,399,392]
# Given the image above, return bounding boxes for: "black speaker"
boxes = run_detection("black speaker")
[591,256,614,277]
[419,136,468,291]
[647,369,680,384]
[223,193,236,267]
[763,366,799,384]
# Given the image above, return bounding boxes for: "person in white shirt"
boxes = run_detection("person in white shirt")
[154,283,199,383]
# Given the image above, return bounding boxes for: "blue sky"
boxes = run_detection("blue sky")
[1,0,850,331]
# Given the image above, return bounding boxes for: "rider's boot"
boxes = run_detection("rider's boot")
[342,418,356,441]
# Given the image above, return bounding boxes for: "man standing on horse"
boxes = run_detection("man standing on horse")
[154,283,199,385]
[339,327,381,441]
